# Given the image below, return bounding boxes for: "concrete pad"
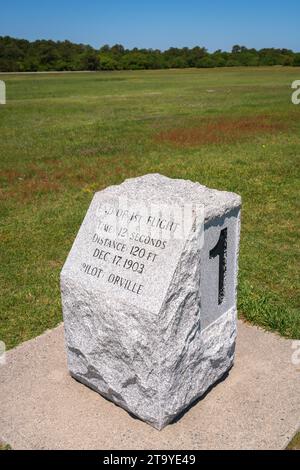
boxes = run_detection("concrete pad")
[0,321,299,450]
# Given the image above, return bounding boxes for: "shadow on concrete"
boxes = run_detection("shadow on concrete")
[170,368,232,426]
[72,365,233,430]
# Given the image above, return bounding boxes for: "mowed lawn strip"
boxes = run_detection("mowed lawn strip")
[0,67,299,349]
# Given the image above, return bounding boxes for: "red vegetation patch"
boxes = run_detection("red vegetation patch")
[0,154,138,203]
[155,115,286,147]
[0,169,25,183]
[0,178,61,202]
[0,166,61,202]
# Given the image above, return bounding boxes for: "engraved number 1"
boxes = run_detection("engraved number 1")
[209,228,228,305]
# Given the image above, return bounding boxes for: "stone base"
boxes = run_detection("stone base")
[1,322,300,450]
[65,304,236,430]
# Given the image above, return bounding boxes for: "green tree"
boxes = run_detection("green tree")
[197,56,216,68]
[81,50,100,70]
[99,54,119,70]
[0,36,299,72]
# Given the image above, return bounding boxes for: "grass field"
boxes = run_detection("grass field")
[0,67,299,349]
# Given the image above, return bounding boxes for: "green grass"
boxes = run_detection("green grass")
[0,67,299,349]
[287,432,300,450]
[0,442,11,450]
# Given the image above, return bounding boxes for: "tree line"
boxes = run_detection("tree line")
[1,36,299,72]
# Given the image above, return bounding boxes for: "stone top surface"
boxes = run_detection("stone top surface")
[100,174,241,222]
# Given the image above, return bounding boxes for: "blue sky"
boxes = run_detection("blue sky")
[1,0,299,51]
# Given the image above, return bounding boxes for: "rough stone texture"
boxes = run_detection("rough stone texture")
[1,322,300,450]
[61,174,241,430]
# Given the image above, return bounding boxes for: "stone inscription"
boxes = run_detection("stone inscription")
[80,202,181,297]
